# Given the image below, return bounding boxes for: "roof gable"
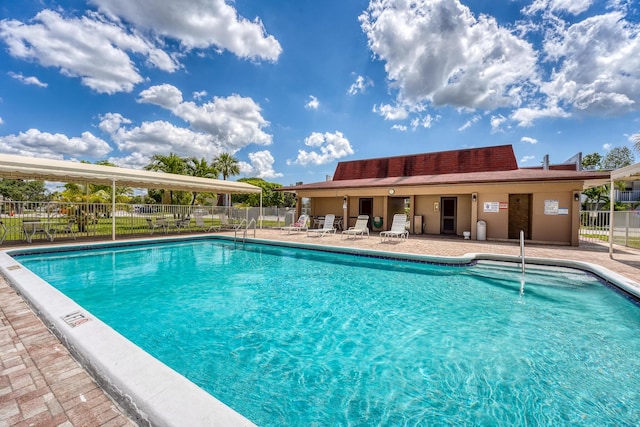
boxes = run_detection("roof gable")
[333,145,518,180]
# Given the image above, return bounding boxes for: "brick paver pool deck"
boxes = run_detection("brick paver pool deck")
[1,231,639,426]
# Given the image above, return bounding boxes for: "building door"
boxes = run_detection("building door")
[508,194,531,239]
[440,197,456,234]
[359,198,373,230]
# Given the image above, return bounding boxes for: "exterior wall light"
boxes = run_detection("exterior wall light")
[472,193,477,202]
[388,188,395,195]
[574,192,580,202]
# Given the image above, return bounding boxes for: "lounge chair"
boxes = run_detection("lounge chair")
[195,215,219,232]
[218,214,242,231]
[380,213,409,242]
[342,215,369,239]
[281,214,308,234]
[307,214,336,237]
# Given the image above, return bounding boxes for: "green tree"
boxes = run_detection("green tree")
[232,178,285,207]
[213,153,240,206]
[144,153,187,204]
[581,152,603,170]
[602,146,634,169]
[0,179,48,202]
[186,157,219,205]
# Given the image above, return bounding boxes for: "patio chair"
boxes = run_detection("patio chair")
[174,217,191,232]
[195,215,219,232]
[380,213,409,242]
[52,218,76,240]
[342,215,370,239]
[281,214,308,234]
[307,214,336,237]
[0,220,23,244]
[146,218,168,235]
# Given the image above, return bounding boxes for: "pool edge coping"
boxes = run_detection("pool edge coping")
[0,243,257,427]
[1,234,639,427]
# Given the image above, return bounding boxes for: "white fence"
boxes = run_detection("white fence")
[0,201,300,245]
[579,210,640,249]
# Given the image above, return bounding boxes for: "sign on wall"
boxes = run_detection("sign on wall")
[544,200,559,215]
[483,202,499,212]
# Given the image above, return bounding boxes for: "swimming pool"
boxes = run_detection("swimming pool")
[13,239,640,426]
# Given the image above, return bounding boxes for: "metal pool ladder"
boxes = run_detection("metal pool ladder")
[234,218,256,244]
[520,229,525,274]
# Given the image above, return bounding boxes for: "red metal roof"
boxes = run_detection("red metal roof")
[333,145,518,180]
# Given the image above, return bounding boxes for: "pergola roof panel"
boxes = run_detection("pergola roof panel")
[0,154,261,194]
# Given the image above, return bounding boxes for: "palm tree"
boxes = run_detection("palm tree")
[633,134,640,155]
[186,157,219,205]
[144,153,187,204]
[213,153,240,206]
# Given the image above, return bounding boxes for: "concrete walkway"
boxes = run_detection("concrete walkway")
[1,231,638,426]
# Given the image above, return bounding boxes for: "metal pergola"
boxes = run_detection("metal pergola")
[0,153,262,240]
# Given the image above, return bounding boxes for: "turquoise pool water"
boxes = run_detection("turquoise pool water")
[16,240,640,426]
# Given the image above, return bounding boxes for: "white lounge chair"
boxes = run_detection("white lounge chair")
[307,214,336,237]
[218,214,242,231]
[381,213,409,242]
[281,214,308,234]
[342,215,369,239]
[195,215,219,232]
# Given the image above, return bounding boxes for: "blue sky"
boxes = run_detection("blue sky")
[1,0,639,186]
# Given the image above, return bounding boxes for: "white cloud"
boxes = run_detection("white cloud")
[359,0,538,111]
[193,90,208,100]
[490,114,507,133]
[138,84,184,109]
[0,117,3,125]
[289,131,354,166]
[240,150,282,179]
[538,12,640,117]
[391,124,407,132]
[521,136,538,144]
[348,75,374,95]
[411,114,439,130]
[137,84,272,152]
[8,72,47,87]
[520,155,536,163]
[90,0,282,61]
[100,116,222,158]
[107,151,150,170]
[372,103,409,120]
[458,114,481,131]
[0,10,178,94]
[0,128,112,158]
[511,105,571,127]
[523,0,593,16]
[305,95,319,110]
[603,143,612,150]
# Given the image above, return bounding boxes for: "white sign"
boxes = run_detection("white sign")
[544,200,559,215]
[483,202,499,213]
